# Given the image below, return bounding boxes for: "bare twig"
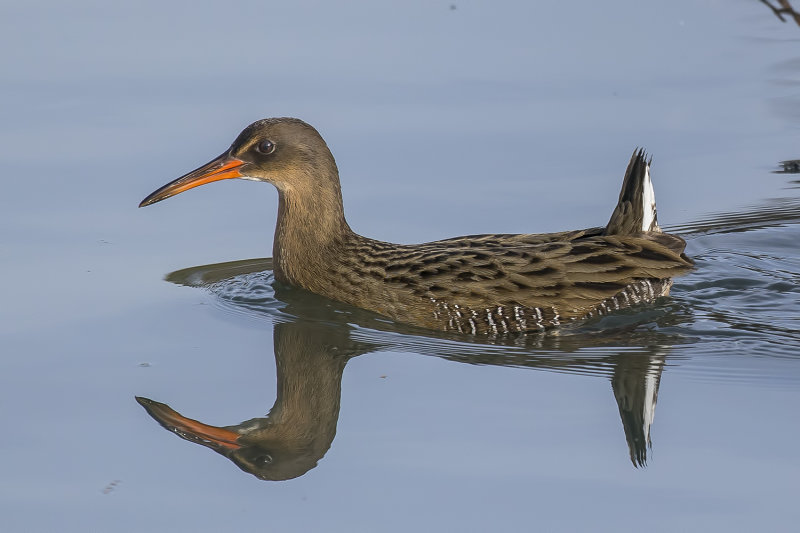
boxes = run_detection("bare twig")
[761,0,800,26]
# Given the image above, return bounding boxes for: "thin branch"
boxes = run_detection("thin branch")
[761,0,800,26]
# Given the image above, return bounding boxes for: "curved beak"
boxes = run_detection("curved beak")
[139,153,245,207]
[136,396,242,452]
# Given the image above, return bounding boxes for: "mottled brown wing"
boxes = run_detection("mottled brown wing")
[382,231,692,319]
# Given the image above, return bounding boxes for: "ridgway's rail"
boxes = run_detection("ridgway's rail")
[140,118,693,334]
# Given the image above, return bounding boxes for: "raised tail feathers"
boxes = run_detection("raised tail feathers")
[605,149,660,236]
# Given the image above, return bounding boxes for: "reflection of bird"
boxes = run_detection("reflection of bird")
[610,353,665,467]
[140,118,692,333]
[137,317,676,480]
[137,321,361,481]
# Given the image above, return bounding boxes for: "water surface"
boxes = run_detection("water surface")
[2,1,800,531]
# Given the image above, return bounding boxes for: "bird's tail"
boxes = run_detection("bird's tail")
[604,149,660,235]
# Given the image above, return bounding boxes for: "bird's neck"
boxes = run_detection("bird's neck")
[272,169,355,287]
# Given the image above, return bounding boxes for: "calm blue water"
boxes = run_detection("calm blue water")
[2,1,800,531]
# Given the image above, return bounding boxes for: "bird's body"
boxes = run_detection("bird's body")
[140,118,692,334]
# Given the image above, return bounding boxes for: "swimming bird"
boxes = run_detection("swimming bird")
[140,118,693,334]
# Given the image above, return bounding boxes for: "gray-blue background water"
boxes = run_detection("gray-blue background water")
[2,1,800,531]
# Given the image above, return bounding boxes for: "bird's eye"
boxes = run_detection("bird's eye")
[255,454,273,465]
[257,140,276,155]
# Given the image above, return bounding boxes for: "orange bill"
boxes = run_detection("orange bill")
[139,153,245,207]
[136,396,241,451]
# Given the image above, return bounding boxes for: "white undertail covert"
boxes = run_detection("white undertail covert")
[642,163,659,232]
